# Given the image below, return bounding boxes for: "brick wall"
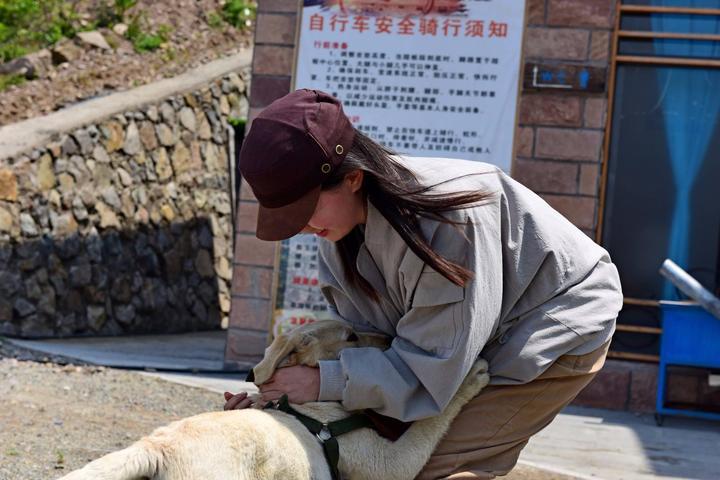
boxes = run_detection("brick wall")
[513,0,614,238]
[224,0,298,369]
[226,0,616,366]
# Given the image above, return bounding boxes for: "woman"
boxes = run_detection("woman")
[224,89,623,479]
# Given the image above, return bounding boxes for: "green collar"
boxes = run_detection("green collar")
[266,395,373,480]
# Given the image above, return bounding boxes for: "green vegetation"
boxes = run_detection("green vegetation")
[219,0,256,31]
[126,14,171,53]
[55,449,65,465]
[0,0,255,66]
[0,72,25,90]
[206,0,256,32]
[228,116,247,128]
[0,0,82,62]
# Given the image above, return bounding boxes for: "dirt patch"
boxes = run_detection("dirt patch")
[0,0,251,127]
[0,344,220,479]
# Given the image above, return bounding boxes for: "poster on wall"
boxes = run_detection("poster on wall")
[271,0,527,336]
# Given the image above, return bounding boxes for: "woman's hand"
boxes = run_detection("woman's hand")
[259,365,320,404]
[223,391,253,410]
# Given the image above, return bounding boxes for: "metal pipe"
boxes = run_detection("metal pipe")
[659,259,720,320]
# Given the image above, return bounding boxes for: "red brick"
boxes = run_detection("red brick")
[520,94,582,127]
[629,363,658,413]
[579,163,600,196]
[249,75,292,108]
[232,265,274,298]
[536,128,604,161]
[255,13,297,45]
[590,30,611,62]
[541,194,597,229]
[234,234,277,266]
[527,0,545,25]
[548,0,614,28]
[257,0,298,13]
[229,297,273,331]
[236,201,259,233]
[584,97,607,129]
[252,45,294,75]
[240,178,257,201]
[247,107,265,129]
[515,127,534,158]
[524,28,590,61]
[573,360,630,410]
[514,159,578,194]
[224,327,268,366]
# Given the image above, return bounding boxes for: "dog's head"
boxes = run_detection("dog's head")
[249,320,390,385]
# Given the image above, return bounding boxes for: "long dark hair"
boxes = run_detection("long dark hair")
[322,129,494,299]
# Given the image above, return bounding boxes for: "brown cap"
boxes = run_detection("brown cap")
[239,89,355,241]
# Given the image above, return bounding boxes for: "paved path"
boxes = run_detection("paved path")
[8,333,720,479]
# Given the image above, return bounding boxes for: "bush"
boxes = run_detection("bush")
[126,13,171,53]
[220,0,256,31]
[0,0,81,62]
[0,72,25,90]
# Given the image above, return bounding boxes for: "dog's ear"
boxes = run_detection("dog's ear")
[252,334,297,385]
[276,352,299,369]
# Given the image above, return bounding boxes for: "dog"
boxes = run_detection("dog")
[58,320,490,480]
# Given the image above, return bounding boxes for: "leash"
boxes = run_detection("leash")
[265,395,373,480]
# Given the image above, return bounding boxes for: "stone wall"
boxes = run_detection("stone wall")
[0,68,250,338]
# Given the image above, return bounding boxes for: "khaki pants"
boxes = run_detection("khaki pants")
[416,341,610,479]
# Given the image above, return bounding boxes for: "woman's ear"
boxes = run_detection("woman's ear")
[346,170,364,193]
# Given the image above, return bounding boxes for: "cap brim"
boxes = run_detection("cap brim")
[256,186,321,241]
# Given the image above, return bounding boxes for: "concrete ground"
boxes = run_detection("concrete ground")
[7,333,720,480]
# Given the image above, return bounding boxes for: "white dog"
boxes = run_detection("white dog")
[58,320,489,480]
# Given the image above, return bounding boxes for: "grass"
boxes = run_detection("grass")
[0,72,25,90]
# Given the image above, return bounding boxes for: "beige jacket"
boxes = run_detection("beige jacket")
[317,156,623,422]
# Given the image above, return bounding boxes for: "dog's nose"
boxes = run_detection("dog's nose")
[245,369,255,383]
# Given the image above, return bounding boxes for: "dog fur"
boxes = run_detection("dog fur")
[58,320,489,480]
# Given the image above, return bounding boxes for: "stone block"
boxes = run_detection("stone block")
[255,13,297,45]
[541,194,597,230]
[229,297,272,331]
[515,127,534,158]
[249,75,293,108]
[524,27,590,61]
[579,163,600,196]
[224,327,268,367]
[234,234,276,266]
[252,45,294,76]
[584,97,608,129]
[520,94,583,127]
[573,360,631,410]
[240,178,257,201]
[514,159,578,194]
[547,0,614,28]
[0,169,17,201]
[629,363,658,413]
[527,0,545,25]
[231,265,274,299]
[536,128,604,161]
[590,30,611,62]
[257,0,298,14]
[236,201,259,234]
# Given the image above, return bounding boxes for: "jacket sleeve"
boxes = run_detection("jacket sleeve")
[317,205,503,421]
